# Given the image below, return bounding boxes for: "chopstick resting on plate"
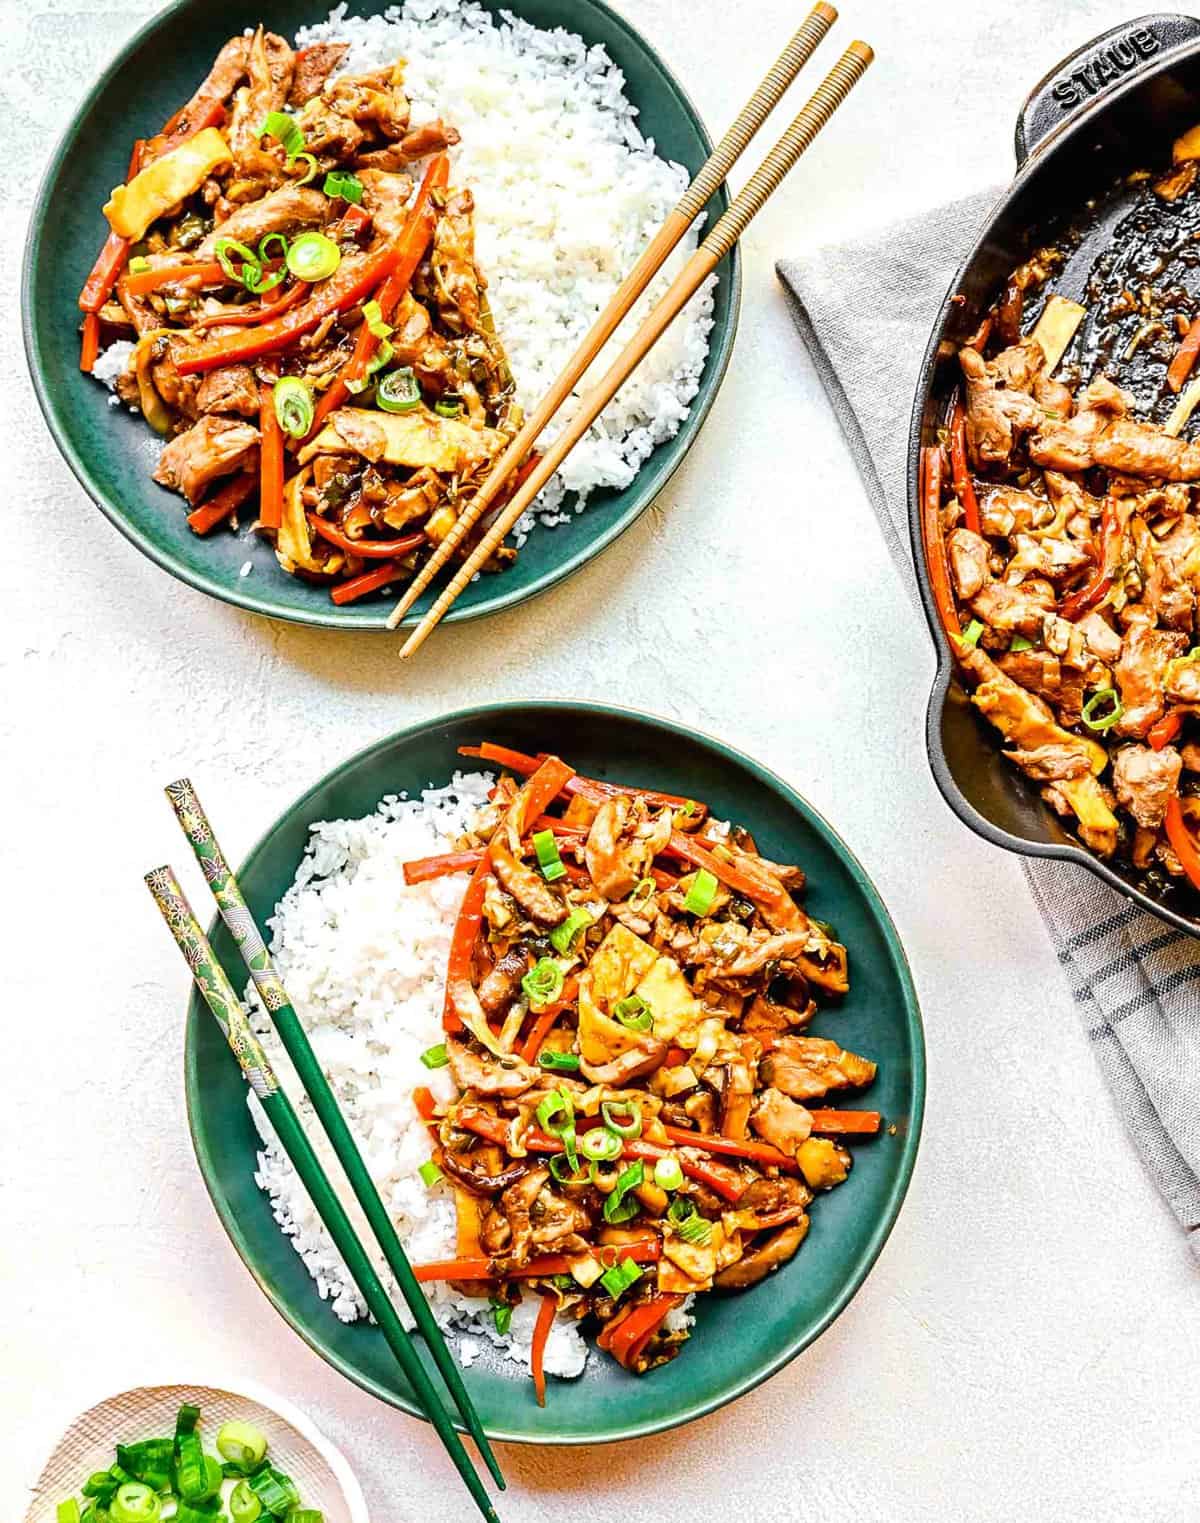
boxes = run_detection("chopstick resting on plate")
[384,1,839,631]
[145,862,504,1523]
[397,39,874,657]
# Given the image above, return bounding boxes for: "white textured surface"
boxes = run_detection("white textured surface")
[3,1,1199,1520]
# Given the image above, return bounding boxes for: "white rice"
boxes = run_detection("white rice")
[245,772,590,1380]
[296,0,716,534]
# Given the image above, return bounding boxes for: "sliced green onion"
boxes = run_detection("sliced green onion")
[612,993,653,1033]
[490,1298,513,1336]
[588,1157,621,1189]
[57,1503,81,1523]
[579,1127,622,1162]
[83,1474,116,1500]
[419,1160,444,1188]
[286,1514,324,1523]
[627,876,656,910]
[550,907,592,954]
[958,618,984,649]
[364,337,394,380]
[434,396,462,418]
[286,231,341,282]
[216,1421,267,1472]
[324,170,364,204]
[532,829,566,882]
[245,261,285,295]
[1082,687,1124,732]
[600,1099,642,1138]
[111,1485,161,1523]
[677,1212,713,1245]
[213,238,260,287]
[292,152,319,187]
[599,1258,643,1301]
[116,1441,172,1491]
[258,232,289,266]
[362,299,393,339]
[377,367,422,413]
[548,1149,589,1184]
[561,1122,579,1173]
[602,1160,644,1224]
[683,868,719,917]
[420,1043,449,1069]
[536,1087,575,1137]
[128,256,151,274]
[522,958,564,1009]
[273,377,313,439]
[538,1048,581,1072]
[247,1467,299,1518]
[1009,634,1034,652]
[229,1485,263,1523]
[258,110,305,160]
[173,1405,207,1503]
[667,1196,695,1225]
[653,1154,684,1191]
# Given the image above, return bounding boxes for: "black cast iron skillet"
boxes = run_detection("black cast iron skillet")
[908,12,1200,935]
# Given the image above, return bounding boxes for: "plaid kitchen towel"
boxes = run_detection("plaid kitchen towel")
[779,195,1200,1251]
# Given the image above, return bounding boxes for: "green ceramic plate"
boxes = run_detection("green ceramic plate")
[22,0,740,630]
[184,702,925,1443]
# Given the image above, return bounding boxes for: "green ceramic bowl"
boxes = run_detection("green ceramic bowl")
[185,702,925,1443]
[22,0,740,630]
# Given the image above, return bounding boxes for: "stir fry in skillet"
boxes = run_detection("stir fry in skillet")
[404,744,880,1397]
[922,122,1200,905]
[78,28,524,605]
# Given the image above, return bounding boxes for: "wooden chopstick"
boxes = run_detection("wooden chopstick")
[384,1,838,630]
[399,41,873,658]
[163,778,504,1486]
[144,865,503,1523]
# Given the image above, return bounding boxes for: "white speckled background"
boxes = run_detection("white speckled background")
[3,0,1199,1517]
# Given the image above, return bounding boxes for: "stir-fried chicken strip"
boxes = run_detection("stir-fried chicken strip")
[407,750,879,1386]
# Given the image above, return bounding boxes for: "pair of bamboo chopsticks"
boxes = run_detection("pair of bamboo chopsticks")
[145,780,504,1523]
[388,4,873,655]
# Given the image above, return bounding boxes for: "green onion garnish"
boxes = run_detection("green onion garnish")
[83,1473,117,1501]
[599,1258,643,1301]
[110,1484,161,1523]
[286,231,341,283]
[532,828,566,882]
[258,232,289,266]
[128,256,151,274]
[292,152,319,187]
[362,299,393,340]
[420,1043,449,1069]
[287,1514,325,1523]
[418,1160,444,1188]
[173,1405,207,1504]
[213,238,260,288]
[229,1481,263,1523]
[677,1212,713,1245]
[538,1049,581,1072]
[600,1099,642,1138]
[683,868,718,916]
[958,619,984,648]
[602,1160,644,1224]
[377,367,422,413]
[248,1466,300,1518]
[216,1421,267,1473]
[324,170,364,204]
[549,1150,589,1184]
[550,907,592,954]
[612,993,653,1032]
[1009,634,1034,652]
[522,958,564,1009]
[273,376,313,439]
[579,1127,622,1162]
[116,1441,172,1491]
[536,1088,575,1137]
[627,876,656,910]
[653,1154,684,1191]
[258,110,305,160]
[434,396,462,418]
[1081,687,1124,732]
[490,1298,513,1335]
[57,1503,81,1523]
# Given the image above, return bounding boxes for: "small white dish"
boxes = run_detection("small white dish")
[23,1380,369,1523]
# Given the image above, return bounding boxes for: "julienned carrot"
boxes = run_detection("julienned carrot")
[1168,316,1200,393]
[665,831,783,905]
[605,1293,682,1370]
[412,1241,661,1284]
[949,397,981,534]
[330,561,403,605]
[191,278,307,329]
[79,140,145,312]
[919,444,961,641]
[121,260,229,297]
[1165,795,1200,894]
[258,384,284,532]
[308,514,426,560]
[457,743,706,817]
[79,313,101,373]
[662,1124,790,1168]
[443,854,491,1033]
[413,1086,437,1121]
[403,849,485,885]
[807,1109,882,1135]
[517,978,579,1065]
[186,471,258,535]
[307,153,450,438]
[531,1291,557,1407]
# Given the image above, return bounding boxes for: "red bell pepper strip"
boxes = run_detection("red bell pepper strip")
[605,1294,683,1370]
[807,1109,882,1135]
[1165,795,1200,894]
[412,1241,661,1284]
[306,153,449,439]
[186,471,258,536]
[664,831,787,905]
[1060,497,1122,623]
[949,397,981,534]
[308,514,426,560]
[919,443,961,642]
[79,140,145,312]
[79,313,101,374]
[531,1290,557,1407]
[191,279,307,329]
[442,854,491,1033]
[662,1124,792,1169]
[177,243,405,375]
[1168,316,1200,393]
[457,742,707,817]
[1148,710,1183,752]
[331,561,406,605]
[258,383,284,532]
[122,260,229,297]
[403,849,486,885]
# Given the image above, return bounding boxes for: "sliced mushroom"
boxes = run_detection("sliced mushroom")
[714,1219,809,1289]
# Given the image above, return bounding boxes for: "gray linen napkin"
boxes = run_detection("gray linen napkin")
[779,195,1200,1253]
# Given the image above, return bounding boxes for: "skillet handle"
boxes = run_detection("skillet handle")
[1015,12,1200,164]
